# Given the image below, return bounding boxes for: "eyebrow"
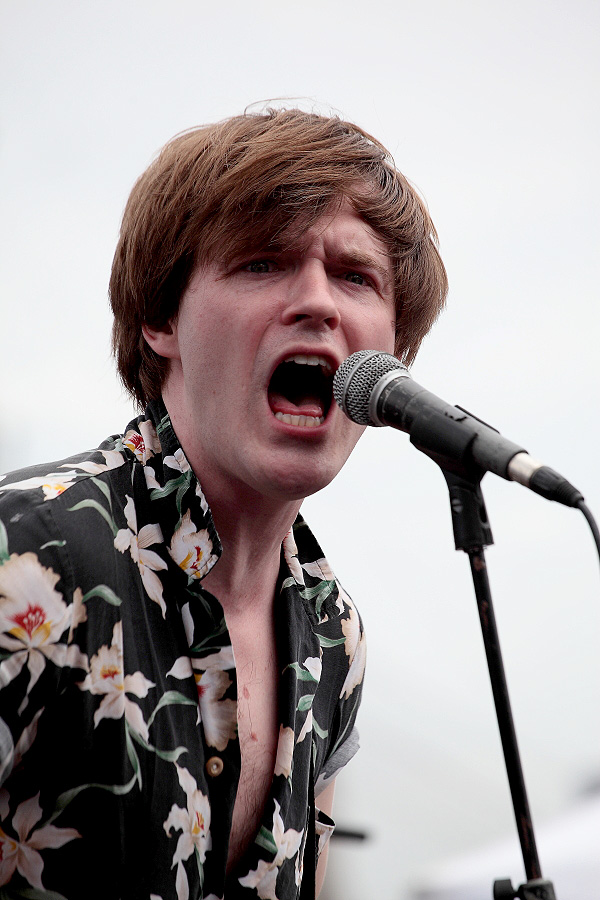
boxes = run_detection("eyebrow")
[228,238,394,294]
[279,235,393,290]
[335,248,393,295]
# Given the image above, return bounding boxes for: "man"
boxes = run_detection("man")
[0,109,447,899]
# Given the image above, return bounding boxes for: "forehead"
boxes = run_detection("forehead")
[292,200,393,290]
[205,196,394,293]
[300,199,383,244]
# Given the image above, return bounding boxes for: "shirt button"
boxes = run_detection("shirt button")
[206,756,224,777]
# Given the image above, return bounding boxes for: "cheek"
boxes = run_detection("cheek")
[361,308,396,355]
[383,327,396,355]
[338,419,366,459]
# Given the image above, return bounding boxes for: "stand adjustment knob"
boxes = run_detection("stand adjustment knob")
[518,879,557,900]
[493,878,558,900]
[494,880,516,899]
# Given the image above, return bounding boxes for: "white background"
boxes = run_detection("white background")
[1,2,599,897]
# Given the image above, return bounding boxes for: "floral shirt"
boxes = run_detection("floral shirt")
[0,400,366,900]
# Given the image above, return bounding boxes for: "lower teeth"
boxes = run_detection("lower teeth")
[275,412,324,427]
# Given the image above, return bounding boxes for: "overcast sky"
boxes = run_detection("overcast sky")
[1,2,599,897]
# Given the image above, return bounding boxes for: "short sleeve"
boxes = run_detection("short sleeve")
[314,725,360,796]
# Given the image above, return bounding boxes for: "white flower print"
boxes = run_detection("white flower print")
[296,709,312,745]
[163,765,211,900]
[163,449,211,515]
[0,553,85,706]
[167,652,237,751]
[303,557,348,614]
[163,447,191,474]
[194,668,237,750]
[79,621,154,741]
[168,510,216,581]
[1,709,43,783]
[282,530,304,586]
[315,814,335,862]
[144,466,161,490]
[301,558,334,582]
[67,587,87,642]
[273,726,295,778]
[0,471,81,501]
[0,792,80,888]
[339,603,366,700]
[114,495,168,616]
[302,656,322,681]
[192,646,235,671]
[123,420,161,464]
[60,449,126,476]
[238,799,303,900]
[0,451,126,499]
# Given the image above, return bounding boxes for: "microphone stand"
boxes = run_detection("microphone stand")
[440,465,557,900]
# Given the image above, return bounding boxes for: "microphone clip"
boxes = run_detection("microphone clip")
[442,469,494,553]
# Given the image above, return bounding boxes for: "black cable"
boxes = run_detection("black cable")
[577,500,600,569]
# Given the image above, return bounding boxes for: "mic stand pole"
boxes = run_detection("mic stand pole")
[440,467,557,900]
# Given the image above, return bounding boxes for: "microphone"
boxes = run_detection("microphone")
[333,350,584,508]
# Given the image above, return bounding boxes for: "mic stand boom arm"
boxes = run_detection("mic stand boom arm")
[440,465,557,900]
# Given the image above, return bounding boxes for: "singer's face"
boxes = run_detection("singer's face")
[147,200,396,504]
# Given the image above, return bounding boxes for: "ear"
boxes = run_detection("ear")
[142,322,180,360]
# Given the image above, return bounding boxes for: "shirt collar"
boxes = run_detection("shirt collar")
[122,397,223,581]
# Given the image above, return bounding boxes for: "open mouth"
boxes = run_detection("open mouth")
[268,355,334,428]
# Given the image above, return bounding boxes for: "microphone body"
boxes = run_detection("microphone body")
[333,351,583,507]
[374,370,526,479]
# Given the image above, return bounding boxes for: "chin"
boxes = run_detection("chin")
[261,460,344,502]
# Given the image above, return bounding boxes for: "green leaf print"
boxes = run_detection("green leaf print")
[81,584,123,606]
[317,635,346,649]
[188,619,228,652]
[67,499,118,537]
[299,579,336,603]
[155,413,171,438]
[149,474,188,502]
[312,717,328,740]
[255,825,278,856]
[297,694,314,712]
[284,662,318,682]
[147,690,198,728]
[41,771,139,829]
[127,721,188,763]
[125,725,143,790]
[0,520,9,563]
[90,476,113,506]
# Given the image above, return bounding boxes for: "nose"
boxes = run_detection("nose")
[280,260,342,331]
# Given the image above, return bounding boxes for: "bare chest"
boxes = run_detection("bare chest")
[226,625,280,872]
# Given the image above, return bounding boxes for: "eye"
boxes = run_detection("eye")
[344,271,368,286]
[245,260,277,274]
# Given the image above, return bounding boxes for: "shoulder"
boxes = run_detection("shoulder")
[0,438,127,507]
[0,438,132,560]
[284,515,366,694]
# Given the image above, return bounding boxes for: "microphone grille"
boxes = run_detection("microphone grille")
[333,350,405,425]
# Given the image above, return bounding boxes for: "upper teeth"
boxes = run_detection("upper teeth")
[285,354,332,374]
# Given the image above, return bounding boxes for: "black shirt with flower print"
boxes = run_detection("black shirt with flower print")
[0,400,365,900]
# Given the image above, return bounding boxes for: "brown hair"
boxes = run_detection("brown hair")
[110,108,448,407]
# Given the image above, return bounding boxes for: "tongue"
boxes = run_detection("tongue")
[268,389,325,418]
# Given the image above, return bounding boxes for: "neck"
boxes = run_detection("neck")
[200,488,302,615]
[161,393,303,614]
